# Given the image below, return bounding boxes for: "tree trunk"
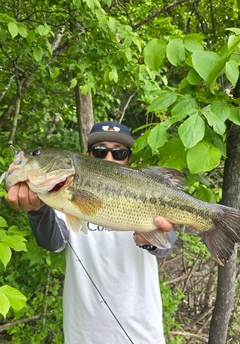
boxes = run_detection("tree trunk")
[74,83,94,152]
[208,122,240,343]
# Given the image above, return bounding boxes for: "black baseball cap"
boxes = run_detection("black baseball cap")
[88,121,134,148]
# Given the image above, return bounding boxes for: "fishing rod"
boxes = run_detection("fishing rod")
[68,242,135,344]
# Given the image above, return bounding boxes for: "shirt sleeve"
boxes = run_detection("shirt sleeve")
[27,205,69,252]
[148,228,177,258]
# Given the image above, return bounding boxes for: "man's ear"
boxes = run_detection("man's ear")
[86,151,90,156]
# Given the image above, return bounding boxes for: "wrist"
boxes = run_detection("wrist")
[137,244,157,251]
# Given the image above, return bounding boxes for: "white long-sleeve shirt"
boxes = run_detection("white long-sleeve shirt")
[28,206,177,344]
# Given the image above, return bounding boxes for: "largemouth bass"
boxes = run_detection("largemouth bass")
[5,148,240,265]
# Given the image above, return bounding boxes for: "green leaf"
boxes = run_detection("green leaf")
[51,67,60,79]
[195,185,216,203]
[83,0,97,9]
[70,78,78,88]
[226,27,240,35]
[158,138,187,170]
[192,51,218,81]
[0,229,6,240]
[210,101,230,122]
[187,68,201,85]
[33,46,43,62]
[143,39,166,70]
[229,107,240,125]
[0,29,7,42]
[80,84,91,94]
[46,40,53,55]
[109,68,118,83]
[8,22,18,38]
[147,125,167,154]
[33,46,44,62]
[36,24,50,36]
[0,289,10,318]
[202,107,226,135]
[166,38,185,66]
[178,114,205,148]
[7,226,28,236]
[0,285,27,311]
[124,47,132,61]
[187,142,221,174]
[17,23,28,38]
[1,235,27,252]
[133,130,150,152]
[107,17,116,33]
[171,95,198,118]
[225,60,239,87]
[192,51,225,88]
[0,216,7,228]
[213,134,226,157]
[124,35,132,48]
[72,0,81,7]
[227,32,240,50]
[183,34,204,52]
[26,30,35,44]
[148,92,177,113]
[0,242,12,268]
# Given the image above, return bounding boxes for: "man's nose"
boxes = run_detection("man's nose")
[104,151,115,162]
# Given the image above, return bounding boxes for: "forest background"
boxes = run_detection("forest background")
[0,0,240,343]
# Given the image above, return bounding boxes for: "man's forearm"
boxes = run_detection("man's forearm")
[28,205,69,252]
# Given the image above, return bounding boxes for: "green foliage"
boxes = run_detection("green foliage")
[160,280,185,343]
[0,224,28,268]
[0,222,64,342]
[0,213,28,318]
[179,232,212,264]
[0,285,27,319]
[133,31,240,178]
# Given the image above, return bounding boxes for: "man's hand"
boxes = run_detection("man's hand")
[6,182,44,212]
[134,216,173,246]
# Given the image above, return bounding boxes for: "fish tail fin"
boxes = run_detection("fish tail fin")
[139,229,172,250]
[201,206,240,266]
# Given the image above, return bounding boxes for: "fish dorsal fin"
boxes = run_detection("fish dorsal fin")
[65,215,88,234]
[139,166,185,189]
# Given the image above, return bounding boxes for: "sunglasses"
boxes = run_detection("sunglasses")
[89,146,131,161]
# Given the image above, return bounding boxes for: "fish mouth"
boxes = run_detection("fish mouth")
[50,178,67,192]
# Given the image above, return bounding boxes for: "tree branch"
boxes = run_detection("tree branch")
[132,0,190,31]
[0,75,14,102]
[0,315,41,333]
[119,92,136,124]
[169,330,208,342]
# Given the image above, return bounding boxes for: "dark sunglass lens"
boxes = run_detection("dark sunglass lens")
[92,147,108,159]
[112,149,129,160]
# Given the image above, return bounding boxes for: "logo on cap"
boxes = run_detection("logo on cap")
[102,126,121,132]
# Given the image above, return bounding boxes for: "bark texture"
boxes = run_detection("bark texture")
[74,84,94,152]
[208,122,240,343]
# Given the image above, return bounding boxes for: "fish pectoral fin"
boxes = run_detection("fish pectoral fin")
[66,215,88,234]
[139,229,171,250]
[69,189,102,216]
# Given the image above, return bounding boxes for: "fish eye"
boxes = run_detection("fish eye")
[32,149,41,156]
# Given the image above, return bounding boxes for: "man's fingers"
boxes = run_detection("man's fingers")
[134,233,150,245]
[6,182,44,211]
[153,216,173,232]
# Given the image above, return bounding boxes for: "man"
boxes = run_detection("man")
[7,121,176,344]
